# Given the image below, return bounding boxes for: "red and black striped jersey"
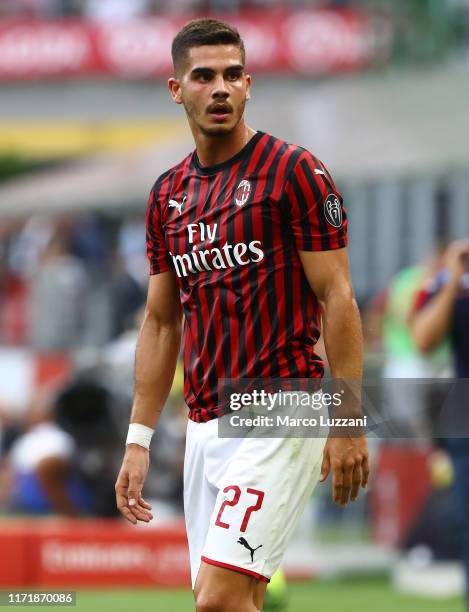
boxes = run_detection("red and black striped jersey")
[146,131,348,422]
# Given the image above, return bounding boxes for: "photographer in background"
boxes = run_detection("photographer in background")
[7,376,121,517]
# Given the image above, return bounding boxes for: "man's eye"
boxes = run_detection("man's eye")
[197,73,211,82]
[227,73,240,81]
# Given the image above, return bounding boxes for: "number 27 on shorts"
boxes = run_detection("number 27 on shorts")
[214,486,265,532]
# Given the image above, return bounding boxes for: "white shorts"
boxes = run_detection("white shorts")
[183,414,327,587]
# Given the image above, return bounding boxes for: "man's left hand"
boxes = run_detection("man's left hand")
[319,435,369,506]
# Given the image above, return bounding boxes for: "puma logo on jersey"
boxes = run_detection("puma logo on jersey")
[169,195,186,215]
[237,537,263,562]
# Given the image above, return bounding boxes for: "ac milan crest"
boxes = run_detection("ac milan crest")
[234,180,251,207]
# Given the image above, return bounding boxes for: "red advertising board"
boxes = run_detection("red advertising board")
[0,519,191,588]
[369,445,432,547]
[0,10,392,81]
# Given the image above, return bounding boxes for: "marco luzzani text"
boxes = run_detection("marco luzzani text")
[228,389,367,429]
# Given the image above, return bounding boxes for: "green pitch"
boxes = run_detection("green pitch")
[8,578,463,611]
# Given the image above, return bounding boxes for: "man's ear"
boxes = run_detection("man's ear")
[168,77,183,105]
[245,74,252,101]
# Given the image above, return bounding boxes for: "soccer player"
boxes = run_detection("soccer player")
[115,18,369,612]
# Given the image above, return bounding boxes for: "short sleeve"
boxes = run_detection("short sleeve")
[283,152,348,251]
[410,273,445,317]
[146,187,173,275]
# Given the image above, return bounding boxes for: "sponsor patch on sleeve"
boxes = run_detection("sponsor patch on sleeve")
[323,193,343,228]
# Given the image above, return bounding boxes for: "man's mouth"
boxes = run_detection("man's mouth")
[208,103,232,118]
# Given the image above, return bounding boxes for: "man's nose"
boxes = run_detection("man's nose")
[212,75,229,98]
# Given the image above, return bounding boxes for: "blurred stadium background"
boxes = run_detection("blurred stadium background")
[0,0,468,610]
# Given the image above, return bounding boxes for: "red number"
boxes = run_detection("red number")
[214,486,265,532]
[215,485,241,529]
[240,488,265,532]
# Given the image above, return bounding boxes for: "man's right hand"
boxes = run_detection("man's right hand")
[115,445,154,525]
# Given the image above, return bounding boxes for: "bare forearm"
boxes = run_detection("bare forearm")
[411,279,459,352]
[131,311,181,429]
[322,287,363,432]
[322,287,363,381]
[298,249,370,505]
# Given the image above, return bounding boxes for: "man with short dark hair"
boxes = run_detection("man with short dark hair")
[115,18,369,611]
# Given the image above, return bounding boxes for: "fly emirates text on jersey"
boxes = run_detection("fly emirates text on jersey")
[169,222,265,278]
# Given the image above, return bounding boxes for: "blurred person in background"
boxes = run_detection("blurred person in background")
[363,245,451,436]
[4,216,88,347]
[6,391,94,516]
[411,239,469,376]
[5,375,122,517]
[410,238,469,609]
[69,214,118,348]
[7,216,55,282]
[28,226,87,351]
[107,216,147,340]
[70,214,108,272]
[53,374,122,516]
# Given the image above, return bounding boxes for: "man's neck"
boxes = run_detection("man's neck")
[193,122,256,168]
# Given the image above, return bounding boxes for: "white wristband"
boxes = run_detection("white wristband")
[126,423,154,450]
